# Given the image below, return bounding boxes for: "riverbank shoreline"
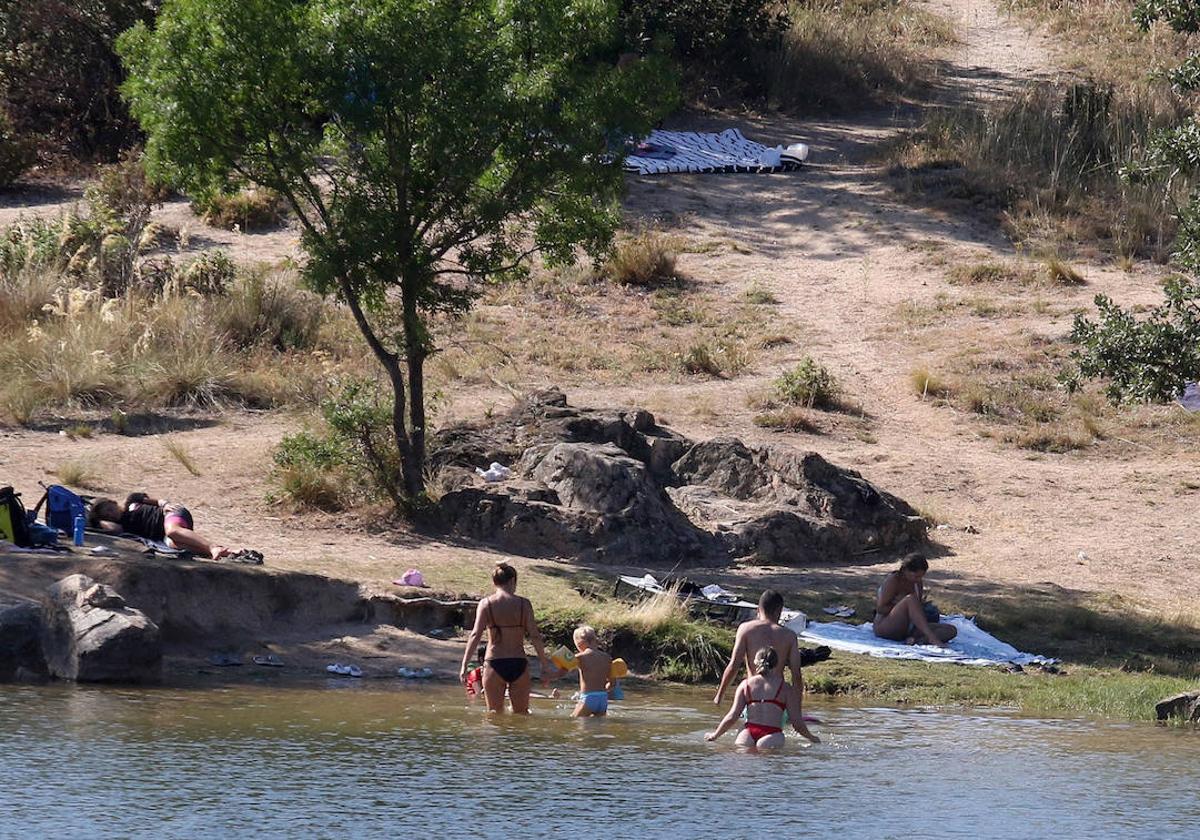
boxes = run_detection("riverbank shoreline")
[3,543,1194,723]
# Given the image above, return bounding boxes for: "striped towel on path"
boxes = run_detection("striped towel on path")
[623,128,808,175]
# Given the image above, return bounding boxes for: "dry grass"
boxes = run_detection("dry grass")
[54,460,104,491]
[753,406,822,433]
[910,366,949,399]
[886,82,1190,261]
[767,0,957,112]
[588,584,691,633]
[162,437,202,476]
[602,230,679,288]
[194,189,288,232]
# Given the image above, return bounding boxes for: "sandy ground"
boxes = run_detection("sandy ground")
[3,0,1197,619]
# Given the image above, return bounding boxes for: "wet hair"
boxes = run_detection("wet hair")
[492,561,517,587]
[900,553,929,574]
[759,589,784,621]
[573,625,597,646]
[88,498,122,529]
[753,647,778,675]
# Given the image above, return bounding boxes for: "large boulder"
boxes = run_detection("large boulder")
[0,594,47,680]
[431,390,926,566]
[669,438,925,563]
[1155,692,1200,722]
[41,574,162,684]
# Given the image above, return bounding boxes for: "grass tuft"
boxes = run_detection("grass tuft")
[55,460,104,491]
[162,436,202,476]
[603,230,678,288]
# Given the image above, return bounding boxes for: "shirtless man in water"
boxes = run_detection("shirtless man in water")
[714,590,805,705]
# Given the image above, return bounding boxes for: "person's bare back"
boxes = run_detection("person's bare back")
[576,647,612,693]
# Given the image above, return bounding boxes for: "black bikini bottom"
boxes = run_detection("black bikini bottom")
[486,657,528,684]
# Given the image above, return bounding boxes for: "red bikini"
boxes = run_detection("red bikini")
[742,680,786,740]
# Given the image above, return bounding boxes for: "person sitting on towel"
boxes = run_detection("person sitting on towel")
[873,553,956,647]
[89,492,260,562]
[706,647,818,748]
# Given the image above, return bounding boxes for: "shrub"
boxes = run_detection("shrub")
[169,251,237,297]
[604,230,678,287]
[0,112,35,188]
[910,367,949,398]
[677,339,749,377]
[214,270,324,350]
[621,0,788,99]
[270,378,406,510]
[753,406,820,433]
[194,189,288,231]
[0,0,155,157]
[774,357,839,408]
[1064,278,1200,404]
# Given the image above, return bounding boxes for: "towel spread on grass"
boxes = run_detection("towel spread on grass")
[623,129,806,175]
[785,614,1058,667]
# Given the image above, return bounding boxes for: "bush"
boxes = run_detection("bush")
[270,378,406,510]
[0,0,155,157]
[774,357,839,408]
[621,0,788,99]
[1064,278,1200,404]
[214,270,324,350]
[0,112,34,187]
[604,230,678,287]
[194,189,288,231]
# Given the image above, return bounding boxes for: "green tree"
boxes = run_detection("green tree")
[119,0,675,508]
[1062,0,1200,403]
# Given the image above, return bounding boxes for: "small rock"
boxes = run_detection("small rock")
[1155,692,1200,722]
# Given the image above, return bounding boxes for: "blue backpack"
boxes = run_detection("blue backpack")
[32,484,90,534]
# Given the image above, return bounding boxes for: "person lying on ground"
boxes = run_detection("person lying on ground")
[714,590,807,705]
[459,561,550,715]
[544,625,613,718]
[88,492,259,562]
[706,647,819,748]
[873,553,957,647]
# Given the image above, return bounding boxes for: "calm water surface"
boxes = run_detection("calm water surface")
[0,680,1196,838]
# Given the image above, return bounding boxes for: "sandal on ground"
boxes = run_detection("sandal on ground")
[252,655,284,667]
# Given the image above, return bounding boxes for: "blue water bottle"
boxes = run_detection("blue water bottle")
[73,514,85,546]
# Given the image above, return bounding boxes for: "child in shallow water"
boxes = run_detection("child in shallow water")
[546,625,613,717]
[706,647,819,748]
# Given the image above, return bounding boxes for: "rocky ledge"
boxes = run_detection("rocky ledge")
[430,389,926,565]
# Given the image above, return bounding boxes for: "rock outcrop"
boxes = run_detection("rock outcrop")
[41,574,162,683]
[1155,691,1200,723]
[0,595,46,680]
[431,389,926,565]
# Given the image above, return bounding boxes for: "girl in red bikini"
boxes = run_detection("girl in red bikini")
[706,647,819,749]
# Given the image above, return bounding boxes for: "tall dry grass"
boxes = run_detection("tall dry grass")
[766,0,956,111]
[888,82,1191,259]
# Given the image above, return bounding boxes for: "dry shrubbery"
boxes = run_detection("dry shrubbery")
[194,189,289,231]
[888,82,1190,261]
[767,0,956,112]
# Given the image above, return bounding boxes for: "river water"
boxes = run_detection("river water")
[0,680,1196,838]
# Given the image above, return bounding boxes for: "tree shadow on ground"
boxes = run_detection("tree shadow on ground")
[25,412,222,437]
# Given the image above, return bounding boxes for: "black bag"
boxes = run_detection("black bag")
[0,486,32,547]
[922,601,941,624]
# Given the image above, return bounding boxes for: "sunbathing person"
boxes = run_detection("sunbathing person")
[873,553,956,647]
[459,561,550,715]
[89,492,260,562]
[714,590,807,705]
[706,648,819,748]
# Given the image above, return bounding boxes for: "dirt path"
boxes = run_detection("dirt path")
[4,0,1197,617]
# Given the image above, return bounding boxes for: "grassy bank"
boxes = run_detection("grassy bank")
[509,564,1199,721]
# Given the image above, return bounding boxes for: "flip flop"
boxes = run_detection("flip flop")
[346,665,363,678]
[252,655,284,667]
[326,663,350,675]
[398,666,433,679]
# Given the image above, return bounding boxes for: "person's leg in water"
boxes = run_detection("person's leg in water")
[734,727,757,748]
[755,731,785,750]
[507,665,533,715]
[482,664,510,713]
[874,594,950,646]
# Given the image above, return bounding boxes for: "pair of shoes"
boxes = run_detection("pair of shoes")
[326,663,363,677]
[252,655,284,667]
[398,666,434,679]
[223,549,263,565]
[208,653,242,667]
[822,604,855,618]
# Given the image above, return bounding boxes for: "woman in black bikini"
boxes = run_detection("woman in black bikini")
[459,561,550,714]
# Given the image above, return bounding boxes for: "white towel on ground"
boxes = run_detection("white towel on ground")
[785,614,1058,667]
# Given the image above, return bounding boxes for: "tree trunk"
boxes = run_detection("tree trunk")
[401,273,427,501]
